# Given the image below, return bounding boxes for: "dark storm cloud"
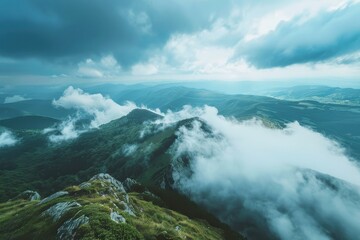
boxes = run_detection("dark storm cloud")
[237,2,360,68]
[0,0,232,68]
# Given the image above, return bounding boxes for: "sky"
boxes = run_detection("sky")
[0,0,359,84]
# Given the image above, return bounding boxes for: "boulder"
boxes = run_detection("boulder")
[39,191,68,205]
[57,215,89,240]
[12,190,41,201]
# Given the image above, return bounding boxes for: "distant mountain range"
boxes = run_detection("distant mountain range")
[0,84,359,239]
[266,85,360,105]
[0,116,59,130]
[0,99,75,120]
[1,85,359,159]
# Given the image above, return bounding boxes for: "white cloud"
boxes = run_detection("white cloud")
[131,62,158,75]
[53,86,137,128]
[0,130,18,147]
[47,86,142,142]
[158,105,360,239]
[4,95,31,103]
[126,10,152,34]
[45,118,82,143]
[243,0,351,42]
[48,86,162,142]
[122,144,138,157]
[124,0,359,81]
[77,55,122,78]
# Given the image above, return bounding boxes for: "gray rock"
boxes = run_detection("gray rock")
[79,182,91,189]
[88,174,137,217]
[39,191,68,205]
[12,190,41,201]
[123,178,138,192]
[90,173,126,193]
[110,211,126,223]
[143,190,159,199]
[42,201,81,222]
[120,201,136,217]
[160,179,166,189]
[57,215,89,240]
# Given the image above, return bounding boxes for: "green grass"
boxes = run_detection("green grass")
[0,175,240,240]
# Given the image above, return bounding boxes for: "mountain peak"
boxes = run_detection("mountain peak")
[125,108,162,123]
[89,173,126,193]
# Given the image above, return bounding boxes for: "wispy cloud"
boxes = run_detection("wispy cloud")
[122,144,138,157]
[46,86,140,142]
[238,2,360,68]
[53,86,137,128]
[44,117,84,143]
[0,130,18,147]
[1,0,359,81]
[163,105,360,239]
[77,55,122,78]
[4,95,31,103]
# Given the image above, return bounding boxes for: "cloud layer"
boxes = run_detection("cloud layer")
[166,106,360,239]
[53,86,137,128]
[4,95,31,103]
[238,2,360,68]
[47,86,137,142]
[1,0,359,81]
[0,130,18,147]
[0,0,230,67]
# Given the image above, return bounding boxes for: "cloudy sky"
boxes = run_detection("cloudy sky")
[0,0,359,84]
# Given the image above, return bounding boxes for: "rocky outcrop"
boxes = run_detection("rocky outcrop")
[90,173,126,193]
[39,191,69,205]
[12,190,41,201]
[1,173,242,240]
[42,201,81,222]
[79,182,91,189]
[88,173,137,216]
[123,178,139,192]
[57,214,89,240]
[120,200,136,216]
[110,211,126,223]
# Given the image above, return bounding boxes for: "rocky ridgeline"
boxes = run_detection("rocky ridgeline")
[12,190,41,201]
[1,173,237,240]
[11,173,139,240]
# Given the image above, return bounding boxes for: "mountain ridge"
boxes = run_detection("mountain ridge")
[0,173,243,239]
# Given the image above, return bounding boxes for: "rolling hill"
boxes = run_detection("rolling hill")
[0,100,75,120]
[0,116,59,130]
[266,85,360,105]
[113,86,360,160]
[0,105,359,239]
[0,173,242,240]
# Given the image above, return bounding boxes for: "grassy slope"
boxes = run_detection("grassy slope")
[115,86,360,160]
[0,116,59,130]
[0,109,176,200]
[0,175,242,240]
[0,100,75,120]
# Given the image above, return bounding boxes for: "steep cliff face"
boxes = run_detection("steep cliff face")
[0,173,242,240]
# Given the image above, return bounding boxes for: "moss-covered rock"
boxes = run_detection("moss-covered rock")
[0,174,241,240]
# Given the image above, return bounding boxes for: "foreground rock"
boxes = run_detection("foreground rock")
[0,173,242,240]
[11,190,41,201]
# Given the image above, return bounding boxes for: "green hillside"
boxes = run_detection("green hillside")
[0,116,59,130]
[0,107,24,120]
[0,173,242,239]
[114,86,360,160]
[0,100,75,120]
[267,85,360,105]
[0,109,179,200]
